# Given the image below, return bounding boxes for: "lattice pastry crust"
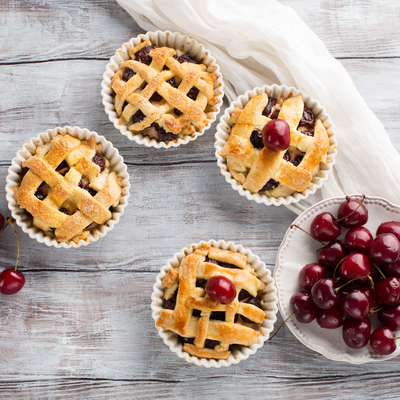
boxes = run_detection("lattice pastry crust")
[111,40,218,142]
[156,243,266,360]
[219,93,329,197]
[13,134,122,243]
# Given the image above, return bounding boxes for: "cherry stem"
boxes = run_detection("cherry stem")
[269,311,294,340]
[334,275,370,292]
[394,336,400,340]
[373,263,386,280]
[368,306,384,317]
[7,218,19,272]
[290,224,325,246]
[332,255,348,279]
[335,194,366,224]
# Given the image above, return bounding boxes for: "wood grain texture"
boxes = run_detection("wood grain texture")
[0,0,399,398]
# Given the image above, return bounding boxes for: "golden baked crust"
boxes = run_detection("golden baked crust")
[219,93,329,197]
[13,133,122,243]
[156,243,266,360]
[111,40,218,142]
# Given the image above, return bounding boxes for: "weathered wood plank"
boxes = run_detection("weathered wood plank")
[2,270,400,385]
[0,0,399,63]
[0,161,296,273]
[0,58,399,165]
[1,375,400,400]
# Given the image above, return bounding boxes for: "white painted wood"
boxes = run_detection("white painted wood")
[0,0,399,398]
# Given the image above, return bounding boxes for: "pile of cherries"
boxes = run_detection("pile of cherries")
[290,196,400,356]
[0,212,25,295]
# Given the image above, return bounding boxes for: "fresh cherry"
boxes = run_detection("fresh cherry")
[337,197,368,228]
[338,252,371,283]
[310,212,341,242]
[377,221,400,242]
[369,233,400,265]
[378,305,400,331]
[382,259,400,278]
[316,305,344,329]
[358,285,379,309]
[374,277,400,306]
[311,278,341,309]
[298,263,325,291]
[261,119,290,152]
[370,326,397,355]
[316,240,348,271]
[0,213,5,231]
[340,288,371,319]
[0,217,24,295]
[205,276,236,304]
[0,269,25,295]
[290,291,319,323]
[342,318,371,349]
[344,227,373,253]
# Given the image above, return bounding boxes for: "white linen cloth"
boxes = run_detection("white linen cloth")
[116,0,400,214]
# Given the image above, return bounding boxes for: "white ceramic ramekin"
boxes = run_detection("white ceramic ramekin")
[151,239,278,368]
[5,126,130,248]
[101,30,224,149]
[215,84,337,206]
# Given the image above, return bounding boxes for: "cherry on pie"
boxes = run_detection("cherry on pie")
[219,93,329,197]
[156,243,267,360]
[110,40,219,143]
[13,133,123,244]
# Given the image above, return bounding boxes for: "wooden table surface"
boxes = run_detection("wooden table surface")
[1,1,399,398]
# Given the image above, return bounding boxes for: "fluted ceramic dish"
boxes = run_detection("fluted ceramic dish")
[274,195,400,363]
[6,126,130,248]
[102,30,224,148]
[151,239,278,367]
[215,84,337,206]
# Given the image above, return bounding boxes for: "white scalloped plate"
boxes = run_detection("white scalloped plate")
[151,239,278,368]
[274,195,400,363]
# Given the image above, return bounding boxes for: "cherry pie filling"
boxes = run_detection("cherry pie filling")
[114,44,212,143]
[20,150,119,238]
[162,257,264,351]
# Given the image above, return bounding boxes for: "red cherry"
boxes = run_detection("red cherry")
[316,240,348,270]
[0,213,5,231]
[369,233,400,265]
[378,305,400,331]
[382,259,400,278]
[298,263,325,291]
[374,277,400,306]
[290,291,319,323]
[310,212,341,242]
[205,276,236,304]
[338,252,371,283]
[344,227,373,253]
[337,197,368,228]
[261,119,290,152]
[377,221,400,242]
[357,285,379,309]
[370,326,396,355]
[0,269,25,295]
[342,318,371,349]
[340,288,371,319]
[311,278,340,309]
[316,305,344,329]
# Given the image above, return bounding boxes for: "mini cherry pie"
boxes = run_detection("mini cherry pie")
[156,242,267,360]
[219,93,329,197]
[110,40,219,143]
[13,133,122,244]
